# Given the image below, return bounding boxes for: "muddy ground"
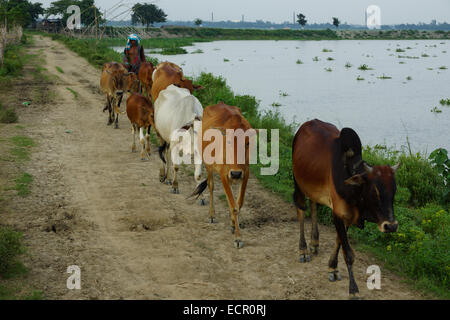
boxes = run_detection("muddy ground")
[0,35,426,300]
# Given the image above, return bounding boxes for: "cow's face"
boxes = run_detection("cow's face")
[345,163,400,233]
[125,73,140,93]
[176,78,204,94]
[223,129,257,182]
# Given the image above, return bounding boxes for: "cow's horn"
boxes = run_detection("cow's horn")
[364,163,373,174]
[391,163,401,173]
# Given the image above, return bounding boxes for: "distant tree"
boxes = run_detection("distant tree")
[332,17,340,29]
[296,13,307,29]
[46,0,104,27]
[194,18,202,27]
[131,3,167,28]
[0,0,44,27]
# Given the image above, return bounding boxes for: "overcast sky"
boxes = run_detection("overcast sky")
[34,0,450,25]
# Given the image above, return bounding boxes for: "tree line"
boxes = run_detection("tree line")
[0,0,168,29]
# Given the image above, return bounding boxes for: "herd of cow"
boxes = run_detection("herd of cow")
[99,59,401,298]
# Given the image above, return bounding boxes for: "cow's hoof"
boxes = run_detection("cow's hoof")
[299,254,311,263]
[328,271,342,282]
[209,217,217,224]
[349,293,361,300]
[234,239,244,249]
[199,199,207,206]
[165,179,173,186]
[107,121,112,126]
[170,187,179,194]
[159,176,166,183]
[230,226,235,234]
[114,124,119,129]
[310,246,319,255]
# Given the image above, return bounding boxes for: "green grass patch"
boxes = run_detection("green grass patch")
[13,172,33,197]
[55,66,64,73]
[9,136,35,162]
[66,87,79,100]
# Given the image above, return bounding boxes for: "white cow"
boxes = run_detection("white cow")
[154,84,203,194]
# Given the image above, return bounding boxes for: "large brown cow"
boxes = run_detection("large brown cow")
[190,102,257,249]
[138,61,155,99]
[100,62,138,128]
[151,61,203,102]
[292,119,400,298]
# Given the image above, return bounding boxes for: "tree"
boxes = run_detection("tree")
[194,18,202,27]
[332,17,340,29]
[296,13,307,29]
[131,3,167,28]
[0,0,44,27]
[46,0,104,27]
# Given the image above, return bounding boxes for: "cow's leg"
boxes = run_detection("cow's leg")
[145,125,151,155]
[131,124,137,152]
[221,174,243,249]
[310,201,319,255]
[237,168,249,210]
[333,215,359,298]
[114,113,119,129]
[107,96,113,125]
[328,234,343,282]
[164,144,173,185]
[169,145,179,194]
[207,169,216,223]
[139,127,149,160]
[297,208,310,263]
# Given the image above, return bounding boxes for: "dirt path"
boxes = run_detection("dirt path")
[4,35,425,300]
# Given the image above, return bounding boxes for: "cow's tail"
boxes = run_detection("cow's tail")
[158,141,168,164]
[293,175,307,211]
[188,179,207,200]
[114,105,125,115]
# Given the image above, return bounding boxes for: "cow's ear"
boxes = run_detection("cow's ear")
[105,70,112,74]
[344,174,366,186]
[193,84,204,90]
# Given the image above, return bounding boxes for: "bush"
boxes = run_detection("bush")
[0,228,25,277]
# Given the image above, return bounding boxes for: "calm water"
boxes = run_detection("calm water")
[114,40,450,152]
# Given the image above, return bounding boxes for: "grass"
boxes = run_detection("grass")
[191,49,203,54]
[439,66,448,70]
[0,32,43,300]
[326,57,334,61]
[358,64,373,71]
[430,106,442,114]
[439,98,450,106]
[0,103,18,124]
[66,87,79,100]
[377,74,392,79]
[223,58,230,62]
[13,172,33,197]
[55,66,64,73]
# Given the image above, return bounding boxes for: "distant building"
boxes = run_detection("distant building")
[37,18,64,33]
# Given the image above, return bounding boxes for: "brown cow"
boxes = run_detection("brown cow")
[190,102,257,249]
[292,119,400,298]
[100,62,137,129]
[126,93,155,160]
[138,61,155,99]
[151,61,203,102]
